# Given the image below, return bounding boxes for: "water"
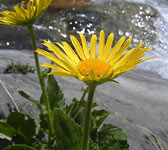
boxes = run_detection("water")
[92,0,168,80]
[129,0,168,80]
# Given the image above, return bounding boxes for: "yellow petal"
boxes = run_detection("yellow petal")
[20,5,27,17]
[90,34,97,59]
[41,63,68,72]
[101,32,114,60]
[57,42,80,64]
[70,35,85,60]
[126,41,146,58]
[109,38,132,64]
[97,30,105,59]
[113,65,135,77]
[14,6,25,20]
[113,44,148,69]
[26,0,33,19]
[79,34,90,59]
[35,48,68,70]
[48,71,75,77]
[42,40,77,66]
[62,42,80,63]
[127,47,151,65]
[107,36,125,62]
[137,57,156,64]
[61,59,78,75]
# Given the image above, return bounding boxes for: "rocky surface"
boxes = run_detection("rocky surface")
[0,50,168,150]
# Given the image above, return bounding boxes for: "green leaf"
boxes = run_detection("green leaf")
[66,98,99,118]
[92,109,110,128]
[41,68,51,80]
[109,79,119,84]
[54,108,82,150]
[18,91,42,112]
[46,76,65,109]
[0,139,12,149]
[38,105,50,131]
[0,121,16,138]
[98,124,129,150]
[3,144,37,150]
[89,140,100,150]
[66,98,79,117]
[65,101,75,116]
[74,107,86,126]
[7,112,36,144]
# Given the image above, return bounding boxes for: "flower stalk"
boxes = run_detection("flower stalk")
[72,86,89,118]
[82,84,96,150]
[27,24,54,140]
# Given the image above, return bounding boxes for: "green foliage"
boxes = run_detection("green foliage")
[7,112,36,144]
[89,140,100,150]
[98,124,129,150]
[53,108,82,150]
[18,91,42,112]
[46,76,65,110]
[66,98,98,118]
[0,113,37,148]
[0,112,36,145]
[0,121,16,138]
[92,109,110,129]
[3,62,35,74]
[39,76,65,132]
[0,139,12,149]
[40,76,65,109]
[66,98,80,117]
[41,68,51,80]
[65,98,129,150]
[3,144,37,150]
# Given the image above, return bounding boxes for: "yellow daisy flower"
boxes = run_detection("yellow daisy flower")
[0,0,52,26]
[36,30,153,85]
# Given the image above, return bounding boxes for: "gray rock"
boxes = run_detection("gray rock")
[0,50,168,150]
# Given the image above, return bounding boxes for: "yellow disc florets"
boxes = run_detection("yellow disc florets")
[77,59,110,77]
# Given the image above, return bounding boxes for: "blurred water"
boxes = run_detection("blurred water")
[128,0,168,80]
[92,0,168,79]
[96,0,168,80]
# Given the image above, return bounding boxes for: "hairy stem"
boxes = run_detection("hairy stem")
[27,24,54,140]
[82,84,96,150]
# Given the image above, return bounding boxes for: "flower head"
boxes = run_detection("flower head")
[36,30,153,85]
[0,0,52,26]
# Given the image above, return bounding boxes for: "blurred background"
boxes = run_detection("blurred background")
[1,1,168,149]
[0,0,168,79]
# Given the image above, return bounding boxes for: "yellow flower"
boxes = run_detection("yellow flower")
[0,0,52,26]
[36,30,153,85]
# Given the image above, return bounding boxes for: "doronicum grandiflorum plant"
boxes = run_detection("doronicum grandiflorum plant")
[36,30,154,150]
[0,0,55,146]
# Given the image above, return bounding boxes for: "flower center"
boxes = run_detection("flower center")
[77,59,110,77]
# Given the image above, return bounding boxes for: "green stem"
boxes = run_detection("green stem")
[82,84,96,150]
[27,24,54,138]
